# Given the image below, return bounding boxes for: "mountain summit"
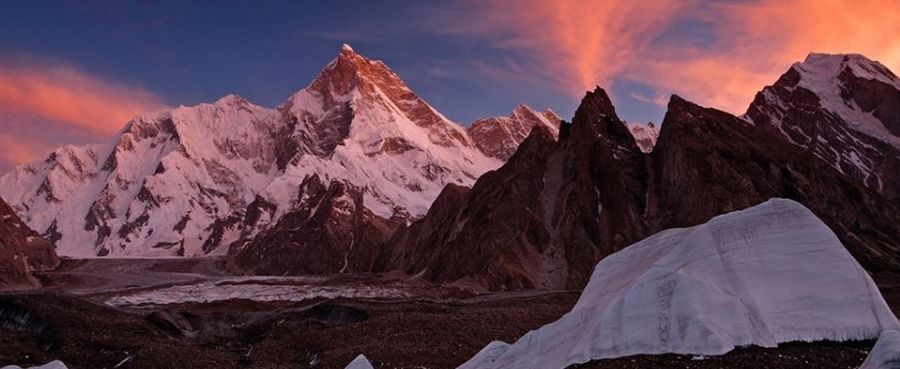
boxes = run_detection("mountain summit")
[0,45,500,258]
[746,53,900,203]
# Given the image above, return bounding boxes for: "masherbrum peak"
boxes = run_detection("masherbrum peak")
[0,44,500,258]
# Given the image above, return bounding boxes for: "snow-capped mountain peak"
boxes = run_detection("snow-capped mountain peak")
[0,45,500,258]
[746,52,900,203]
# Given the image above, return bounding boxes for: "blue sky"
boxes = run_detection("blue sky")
[1,0,897,173]
[0,1,605,124]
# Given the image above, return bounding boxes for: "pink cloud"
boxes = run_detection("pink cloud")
[0,133,54,168]
[433,0,900,114]
[0,62,164,135]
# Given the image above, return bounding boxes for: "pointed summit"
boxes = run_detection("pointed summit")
[573,86,620,124]
[746,52,900,203]
[340,43,355,53]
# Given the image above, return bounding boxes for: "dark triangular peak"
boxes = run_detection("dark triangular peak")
[566,87,641,155]
[376,86,651,291]
[654,94,756,153]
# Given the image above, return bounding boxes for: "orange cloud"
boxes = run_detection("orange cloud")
[635,0,900,114]
[448,0,900,115]
[0,133,53,168]
[434,0,682,94]
[0,62,164,135]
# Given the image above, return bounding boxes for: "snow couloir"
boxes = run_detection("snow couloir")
[458,198,899,369]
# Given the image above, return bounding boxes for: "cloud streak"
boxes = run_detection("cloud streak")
[0,133,53,168]
[0,62,164,135]
[432,0,900,115]
[0,58,165,172]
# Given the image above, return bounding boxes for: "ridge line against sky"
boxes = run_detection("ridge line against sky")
[0,0,898,172]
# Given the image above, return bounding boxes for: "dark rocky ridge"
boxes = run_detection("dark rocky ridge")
[377,87,900,291]
[0,198,59,288]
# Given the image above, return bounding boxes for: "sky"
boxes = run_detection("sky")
[0,0,899,173]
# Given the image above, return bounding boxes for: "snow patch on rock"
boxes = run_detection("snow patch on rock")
[344,354,375,369]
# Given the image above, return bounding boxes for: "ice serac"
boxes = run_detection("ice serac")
[625,122,660,153]
[468,104,561,160]
[382,87,650,290]
[0,44,499,259]
[344,355,375,369]
[460,199,900,369]
[861,330,900,369]
[0,197,59,288]
[383,87,900,291]
[1,361,69,369]
[746,53,900,204]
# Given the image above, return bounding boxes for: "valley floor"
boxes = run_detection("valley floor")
[1,258,898,369]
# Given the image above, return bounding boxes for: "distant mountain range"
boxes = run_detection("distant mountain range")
[1,48,898,292]
[0,45,557,261]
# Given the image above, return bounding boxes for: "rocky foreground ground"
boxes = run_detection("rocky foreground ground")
[1,258,897,369]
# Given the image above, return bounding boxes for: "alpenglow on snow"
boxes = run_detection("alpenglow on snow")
[0,45,500,258]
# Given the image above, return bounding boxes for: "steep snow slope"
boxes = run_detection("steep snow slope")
[746,53,900,202]
[625,122,660,153]
[0,96,291,257]
[251,44,498,228]
[468,104,561,160]
[0,44,499,257]
[460,199,899,369]
[861,330,900,369]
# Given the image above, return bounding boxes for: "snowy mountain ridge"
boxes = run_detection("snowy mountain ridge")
[746,53,900,202]
[468,104,561,160]
[0,45,501,257]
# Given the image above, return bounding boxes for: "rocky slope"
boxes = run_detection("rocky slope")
[380,88,650,290]
[746,53,900,204]
[378,86,900,291]
[467,105,561,160]
[0,197,58,288]
[0,44,500,260]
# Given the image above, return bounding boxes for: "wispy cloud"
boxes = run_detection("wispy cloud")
[0,133,54,168]
[423,0,682,95]
[0,57,165,172]
[0,60,164,135]
[421,0,900,114]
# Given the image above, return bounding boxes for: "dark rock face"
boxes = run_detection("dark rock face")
[229,175,400,276]
[381,88,651,290]
[746,53,900,205]
[380,87,900,291]
[0,198,59,288]
[649,96,900,272]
